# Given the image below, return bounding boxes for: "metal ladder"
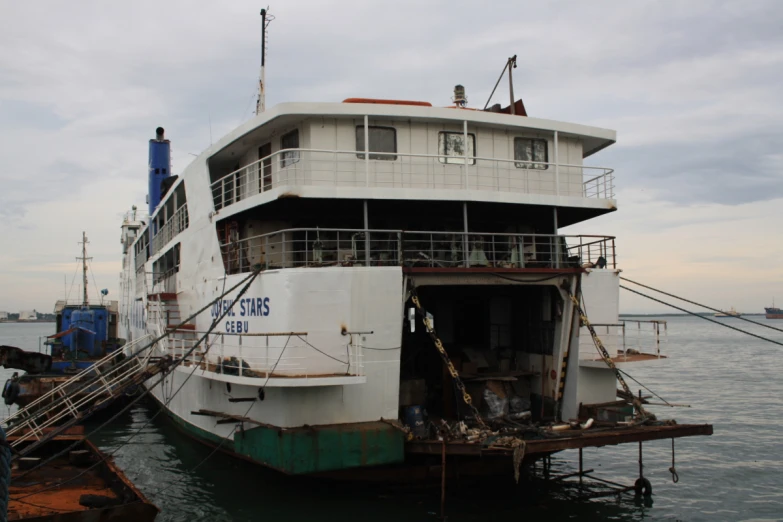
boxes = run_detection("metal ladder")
[1,334,157,452]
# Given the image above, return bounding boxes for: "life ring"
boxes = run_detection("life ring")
[2,380,20,406]
[634,477,653,497]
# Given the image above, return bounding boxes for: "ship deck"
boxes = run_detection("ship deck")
[406,422,712,458]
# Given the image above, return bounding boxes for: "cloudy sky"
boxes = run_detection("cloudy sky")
[0,0,781,314]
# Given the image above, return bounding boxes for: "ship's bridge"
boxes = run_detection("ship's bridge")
[206,102,616,227]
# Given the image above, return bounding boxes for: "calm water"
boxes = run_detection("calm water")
[1,317,782,522]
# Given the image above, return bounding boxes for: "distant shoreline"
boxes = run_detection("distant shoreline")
[0,319,55,324]
[620,313,766,317]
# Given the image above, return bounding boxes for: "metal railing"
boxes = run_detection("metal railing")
[164,331,364,378]
[151,205,189,256]
[149,269,178,295]
[2,334,153,445]
[210,149,615,210]
[219,227,615,275]
[135,244,148,271]
[579,320,667,361]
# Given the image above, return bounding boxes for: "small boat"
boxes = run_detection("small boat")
[765,299,782,319]
[7,429,159,521]
[715,306,741,317]
[1,232,126,413]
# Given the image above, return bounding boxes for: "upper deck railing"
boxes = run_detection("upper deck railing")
[580,320,667,362]
[150,205,189,256]
[219,227,616,275]
[210,149,615,211]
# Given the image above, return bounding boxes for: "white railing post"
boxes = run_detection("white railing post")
[364,115,370,187]
[463,120,469,189]
[554,130,560,196]
[239,334,243,377]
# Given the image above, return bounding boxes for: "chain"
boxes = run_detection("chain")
[410,292,488,430]
[567,293,647,419]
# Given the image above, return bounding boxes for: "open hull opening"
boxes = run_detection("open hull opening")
[399,282,567,431]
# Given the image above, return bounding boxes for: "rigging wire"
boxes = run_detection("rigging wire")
[296,335,349,365]
[64,261,81,303]
[6,271,260,451]
[148,335,292,499]
[617,368,672,407]
[87,260,101,304]
[9,270,261,495]
[620,285,783,348]
[620,276,783,334]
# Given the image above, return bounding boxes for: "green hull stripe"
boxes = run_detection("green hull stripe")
[161,403,404,475]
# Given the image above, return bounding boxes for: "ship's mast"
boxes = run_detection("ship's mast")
[77,232,92,307]
[255,8,274,115]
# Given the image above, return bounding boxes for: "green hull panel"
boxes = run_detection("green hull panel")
[163,406,404,475]
[234,422,405,474]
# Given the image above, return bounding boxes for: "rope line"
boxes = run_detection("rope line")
[9,270,261,498]
[621,277,783,334]
[4,271,259,456]
[296,336,349,365]
[620,285,783,348]
[617,369,672,407]
[148,335,292,499]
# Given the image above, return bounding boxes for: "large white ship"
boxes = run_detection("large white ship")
[118,19,711,482]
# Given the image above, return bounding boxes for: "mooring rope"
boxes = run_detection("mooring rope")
[621,277,783,334]
[10,268,262,499]
[620,285,783,348]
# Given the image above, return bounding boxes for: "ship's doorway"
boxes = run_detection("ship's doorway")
[399,283,564,428]
[259,143,272,191]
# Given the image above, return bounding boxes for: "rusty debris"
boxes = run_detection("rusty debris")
[7,436,159,521]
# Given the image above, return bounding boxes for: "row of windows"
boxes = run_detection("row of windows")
[276,128,548,169]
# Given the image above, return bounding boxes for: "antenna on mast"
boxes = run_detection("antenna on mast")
[76,232,93,307]
[255,7,275,115]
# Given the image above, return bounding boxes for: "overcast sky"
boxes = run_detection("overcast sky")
[0,0,781,314]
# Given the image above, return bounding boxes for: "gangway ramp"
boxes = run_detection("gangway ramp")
[1,334,165,458]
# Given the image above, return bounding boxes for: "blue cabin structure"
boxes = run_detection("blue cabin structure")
[46,300,121,373]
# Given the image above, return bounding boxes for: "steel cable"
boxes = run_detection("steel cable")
[3,271,259,443]
[621,276,783,334]
[9,269,261,497]
[620,285,783,347]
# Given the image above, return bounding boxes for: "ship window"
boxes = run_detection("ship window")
[355,126,397,160]
[438,132,476,164]
[280,129,300,168]
[514,138,548,169]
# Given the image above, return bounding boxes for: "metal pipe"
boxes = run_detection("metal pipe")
[482,60,510,110]
[463,120,469,189]
[508,56,517,114]
[463,203,469,268]
[364,115,370,186]
[364,200,370,266]
[554,130,560,195]
[440,438,447,520]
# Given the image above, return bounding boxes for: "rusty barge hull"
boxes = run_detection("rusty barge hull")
[7,436,159,521]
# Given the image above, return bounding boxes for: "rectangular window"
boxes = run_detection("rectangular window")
[514,138,548,169]
[355,126,397,160]
[280,129,300,168]
[438,132,476,164]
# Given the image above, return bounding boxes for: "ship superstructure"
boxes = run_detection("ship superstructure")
[114,84,712,477]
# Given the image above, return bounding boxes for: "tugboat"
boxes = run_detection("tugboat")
[1,233,125,411]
